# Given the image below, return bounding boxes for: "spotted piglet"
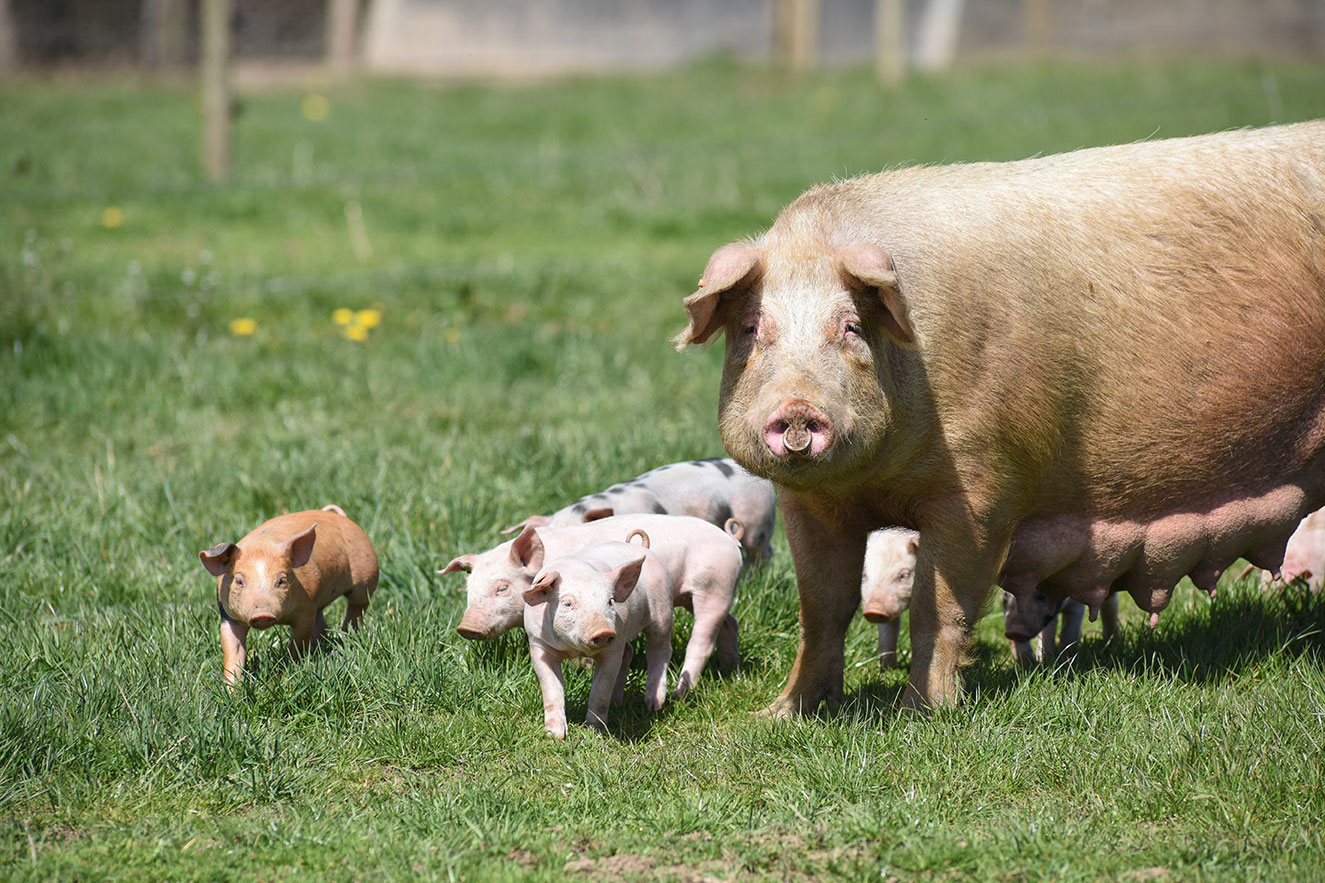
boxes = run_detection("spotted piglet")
[523,536,674,739]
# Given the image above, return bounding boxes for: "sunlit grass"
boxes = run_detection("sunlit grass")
[3,58,1325,879]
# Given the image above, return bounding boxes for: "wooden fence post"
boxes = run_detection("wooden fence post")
[201,0,232,181]
[774,0,820,71]
[326,0,360,76]
[875,0,905,88]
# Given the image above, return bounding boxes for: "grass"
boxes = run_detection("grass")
[3,57,1325,879]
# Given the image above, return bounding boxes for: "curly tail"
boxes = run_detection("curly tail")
[724,518,745,542]
[625,528,651,549]
[322,504,347,517]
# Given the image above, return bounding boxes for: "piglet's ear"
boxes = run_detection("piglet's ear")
[288,524,317,569]
[581,507,614,523]
[611,556,646,603]
[200,542,237,577]
[510,525,545,572]
[674,242,762,349]
[837,243,915,347]
[906,536,920,556]
[524,570,559,606]
[438,554,478,577]
[500,514,549,535]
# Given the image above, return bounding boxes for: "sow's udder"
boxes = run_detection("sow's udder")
[1001,484,1308,612]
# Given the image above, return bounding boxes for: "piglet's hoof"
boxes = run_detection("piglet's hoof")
[756,697,799,720]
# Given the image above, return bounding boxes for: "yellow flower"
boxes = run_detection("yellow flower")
[332,308,355,326]
[444,327,461,344]
[102,207,125,229]
[344,324,368,342]
[302,94,330,122]
[229,318,257,336]
[355,309,382,329]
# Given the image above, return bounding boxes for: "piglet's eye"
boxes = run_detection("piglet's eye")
[844,320,863,337]
[896,569,912,580]
[494,582,509,595]
[275,574,288,588]
[233,575,245,588]
[561,598,573,608]
[741,324,757,337]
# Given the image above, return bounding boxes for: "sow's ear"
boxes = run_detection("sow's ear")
[674,242,762,349]
[837,243,916,347]
[200,542,237,577]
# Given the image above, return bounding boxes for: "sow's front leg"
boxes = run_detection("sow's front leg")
[903,513,1008,711]
[762,496,867,719]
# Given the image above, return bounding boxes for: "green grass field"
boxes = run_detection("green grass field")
[4,58,1325,880]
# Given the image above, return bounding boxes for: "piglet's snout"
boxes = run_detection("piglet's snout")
[249,612,278,630]
[455,610,491,641]
[763,400,834,459]
[862,604,897,624]
[587,626,616,648]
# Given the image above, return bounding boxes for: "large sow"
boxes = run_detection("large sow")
[676,121,1325,714]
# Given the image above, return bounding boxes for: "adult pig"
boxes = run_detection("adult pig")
[676,120,1325,714]
[503,458,777,566]
[523,540,674,738]
[200,505,378,684]
[1002,591,1119,667]
[441,513,744,693]
[859,528,918,669]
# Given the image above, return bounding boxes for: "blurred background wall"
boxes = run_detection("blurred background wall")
[1,0,1323,74]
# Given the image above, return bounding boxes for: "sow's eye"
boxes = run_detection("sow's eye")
[232,574,246,589]
[841,315,864,340]
[493,581,510,595]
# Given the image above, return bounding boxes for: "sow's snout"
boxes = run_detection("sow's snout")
[763,399,834,459]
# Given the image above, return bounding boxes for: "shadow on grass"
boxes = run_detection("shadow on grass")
[838,580,1325,721]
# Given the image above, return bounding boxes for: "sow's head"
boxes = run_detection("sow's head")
[674,240,916,489]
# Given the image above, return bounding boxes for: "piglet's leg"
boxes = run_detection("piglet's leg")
[762,497,867,719]
[673,591,731,698]
[341,578,375,630]
[585,644,628,732]
[1100,593,1120,641]
[611,642,634,706]
[529,641,568,739]
[1010,639,1037,668]
[220,616,249,686]
[715,613,740,672]
[1057,600,1085,657]
[289,610,329,659]
[643,630,672,712]
[1036,617,1058,665]
[903,514,1006,711]
[877,620,900,669]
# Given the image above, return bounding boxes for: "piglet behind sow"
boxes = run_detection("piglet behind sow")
[200,504,378,684]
